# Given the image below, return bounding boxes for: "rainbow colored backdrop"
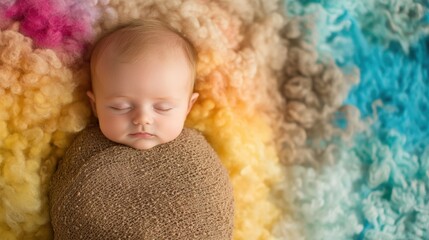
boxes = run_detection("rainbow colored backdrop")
[0,0,428,239]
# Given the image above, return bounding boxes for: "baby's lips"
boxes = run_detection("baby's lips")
[130,132,155,138]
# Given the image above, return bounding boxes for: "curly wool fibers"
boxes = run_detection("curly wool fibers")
[353,130,429,239]
[273,1,429,239]
[284,0,429,54]
[283,2,429,152]
[305,4,429,156]
[273,129,429,239]
[0,29,91,239]
[4,0,99,63]
[343,24,429,157]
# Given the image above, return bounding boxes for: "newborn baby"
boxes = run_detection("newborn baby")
[49,19,234,239]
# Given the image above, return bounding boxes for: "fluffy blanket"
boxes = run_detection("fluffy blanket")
[49,124,234,239]
[0,0,428,239]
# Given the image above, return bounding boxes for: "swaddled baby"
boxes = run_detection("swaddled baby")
[48,19,234,239]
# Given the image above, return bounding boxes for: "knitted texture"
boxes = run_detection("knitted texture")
[49,124,234,240]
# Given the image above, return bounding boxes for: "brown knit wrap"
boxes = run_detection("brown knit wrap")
[48,125,234,239]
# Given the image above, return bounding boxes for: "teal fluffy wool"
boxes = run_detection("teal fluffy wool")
[354,131,429,239]
[280,0,429,239]
[280,132,429,239]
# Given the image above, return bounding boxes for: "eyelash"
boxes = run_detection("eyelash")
[109,106,131,111]
[155,107,173,112]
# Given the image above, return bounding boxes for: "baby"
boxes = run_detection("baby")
[49,19,234,240]
[86,19,199,150]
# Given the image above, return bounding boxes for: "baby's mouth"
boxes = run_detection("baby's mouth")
[130,132,155,138]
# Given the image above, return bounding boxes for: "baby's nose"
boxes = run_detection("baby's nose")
[132,108,153,125]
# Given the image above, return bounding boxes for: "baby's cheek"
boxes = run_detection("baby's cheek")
[99,115,127,142]
[162,114,186,142]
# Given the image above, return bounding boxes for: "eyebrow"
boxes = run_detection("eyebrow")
[105,96,130,100]
[153,97,180,102]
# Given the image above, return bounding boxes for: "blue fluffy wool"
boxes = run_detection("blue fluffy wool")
[285,0,429,155]
[352,8,427,156]
[340,18,429,156]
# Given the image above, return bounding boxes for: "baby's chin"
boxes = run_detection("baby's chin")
[103,135,161,150]
[125,135,182,150]
[122,140,161,150]
[101,130,181,150]
[128,143,158,150]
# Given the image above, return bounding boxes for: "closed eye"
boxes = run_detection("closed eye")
[155,107,173,112]
[154,102,174,112]
[109,106,131,111]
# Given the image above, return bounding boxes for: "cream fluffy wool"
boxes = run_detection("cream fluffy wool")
[49,124,234,239]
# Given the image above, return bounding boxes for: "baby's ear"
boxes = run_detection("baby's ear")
[86,91,98,118]
[187,92,199,114]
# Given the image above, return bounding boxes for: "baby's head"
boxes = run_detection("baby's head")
[87,19,199,150]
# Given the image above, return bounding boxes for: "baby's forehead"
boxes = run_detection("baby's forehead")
[98,43,191,81]
[102,43,182,70]
[93,50,193,95]
[93,33,188,75]
[104,34,184,62]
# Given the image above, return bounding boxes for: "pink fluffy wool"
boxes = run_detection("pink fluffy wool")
[5,0,96,62]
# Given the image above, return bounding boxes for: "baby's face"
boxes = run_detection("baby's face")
[87,49,198,150]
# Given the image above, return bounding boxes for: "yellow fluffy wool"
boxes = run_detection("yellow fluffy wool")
[0,29,91,239]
